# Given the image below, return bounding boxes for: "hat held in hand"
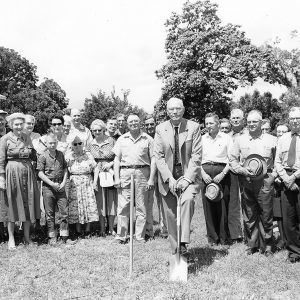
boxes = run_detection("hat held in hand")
[205,183,223,202]
[243,154,267,180]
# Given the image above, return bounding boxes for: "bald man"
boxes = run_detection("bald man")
[113,114,155,243]
[154,97,202,255]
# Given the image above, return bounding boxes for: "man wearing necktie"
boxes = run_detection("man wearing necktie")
[275,106,300,263]
[154,97,202,255]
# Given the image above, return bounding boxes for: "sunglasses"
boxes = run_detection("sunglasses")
[52,122,62,126]
[73,142,83,146]
[145,123,155,127]
[92,129,103,133]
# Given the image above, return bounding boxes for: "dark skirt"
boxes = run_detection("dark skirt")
[5,160,40,223]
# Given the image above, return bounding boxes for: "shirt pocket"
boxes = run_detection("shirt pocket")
[240,146,251,158]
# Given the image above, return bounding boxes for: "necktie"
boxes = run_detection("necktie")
[287,134,297,167]
[174,126,180,165]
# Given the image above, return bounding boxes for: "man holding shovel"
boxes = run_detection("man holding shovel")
[154,97,202,256]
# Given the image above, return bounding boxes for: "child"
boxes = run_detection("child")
[37,133,69,245]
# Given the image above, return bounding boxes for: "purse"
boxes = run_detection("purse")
[99,169,114,187]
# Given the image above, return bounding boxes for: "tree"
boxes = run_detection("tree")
[0,47,38,96]
[81,88,147,128]
[155,0,268,123]
[0,78,69,134]
[235,90,283,128]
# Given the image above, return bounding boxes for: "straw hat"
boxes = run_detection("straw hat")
[205,183,223,202]
[243,154,267,180]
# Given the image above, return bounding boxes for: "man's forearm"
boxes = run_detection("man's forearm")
[114,157,121,181]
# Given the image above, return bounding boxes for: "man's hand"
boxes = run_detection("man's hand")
[213,172,225,184]
[202,171,212,184]
[114,178,121,188]
[168,177,177,196]
[290,182,299,191]
[146,178,154,190]
[176,178,190,192]
[240,167,254,177]
[283,174,296,189]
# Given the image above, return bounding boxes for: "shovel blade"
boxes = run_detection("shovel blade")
[169,254,188,282]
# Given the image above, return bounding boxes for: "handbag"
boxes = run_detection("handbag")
[99,169,114,187]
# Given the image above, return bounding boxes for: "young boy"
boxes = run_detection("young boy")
[37,133,69,245]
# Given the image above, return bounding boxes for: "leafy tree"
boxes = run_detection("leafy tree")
[0,47,38,95]
[81,88,147,128]
[155,0,268,123]
[261,44,300,88]
[235,90,283,128]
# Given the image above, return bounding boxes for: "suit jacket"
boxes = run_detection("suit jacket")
[154,118,202,196]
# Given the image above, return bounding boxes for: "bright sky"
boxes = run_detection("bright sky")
[0,0,299,112]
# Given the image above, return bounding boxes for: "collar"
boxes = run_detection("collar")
[124,131,146,141]
[248,131,263,141]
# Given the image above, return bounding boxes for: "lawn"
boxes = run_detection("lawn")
[1,197,300,300]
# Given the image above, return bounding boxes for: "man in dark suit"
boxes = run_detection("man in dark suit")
[154,97,202,254]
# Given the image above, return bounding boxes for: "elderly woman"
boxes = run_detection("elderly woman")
[66,135,99,236]
[90,120,116,236]
[23,114,41,149]
[0,113,40,249]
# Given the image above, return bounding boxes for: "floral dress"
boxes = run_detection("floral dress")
[67,151,99,224]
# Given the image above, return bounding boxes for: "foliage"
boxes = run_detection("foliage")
[235,90,283,128]
[155,0,269,123]
[0,47,38,95]
[261,44,300,88]
[0,47,68,134]
[80,88,147,128]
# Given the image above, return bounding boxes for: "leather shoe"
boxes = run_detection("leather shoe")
[246,247,258,255]
[264,246,273,257]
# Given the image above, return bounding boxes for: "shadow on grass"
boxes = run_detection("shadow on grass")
[188,246,229,274]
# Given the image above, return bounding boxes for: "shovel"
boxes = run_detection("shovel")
[169,191,188,282]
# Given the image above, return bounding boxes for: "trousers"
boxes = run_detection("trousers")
[239,173,274,250]
[43,184,68,237]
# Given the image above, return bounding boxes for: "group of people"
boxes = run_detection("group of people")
[0,98,299,265]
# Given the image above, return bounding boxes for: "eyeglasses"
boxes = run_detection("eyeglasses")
[73,142,83,146]
[52,122,62,126]
[145,123,155,127]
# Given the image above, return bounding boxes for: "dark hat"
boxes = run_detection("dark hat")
[205,183,223,202]
[243,154,267,180]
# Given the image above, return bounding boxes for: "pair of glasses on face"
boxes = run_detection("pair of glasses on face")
[73,142,83,146]
[145,123,154,127]
[93,129,103,133]
[52,122,62,126]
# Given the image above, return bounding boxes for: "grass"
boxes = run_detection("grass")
[1,196,300,299]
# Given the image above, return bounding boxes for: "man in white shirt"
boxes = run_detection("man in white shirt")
[201,112,233,245]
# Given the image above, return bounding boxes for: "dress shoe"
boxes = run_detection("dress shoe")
[246,247,258,255]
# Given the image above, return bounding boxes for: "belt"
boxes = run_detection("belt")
[120,165,149,169]
[95,158,113,162]
[203,162,226,166]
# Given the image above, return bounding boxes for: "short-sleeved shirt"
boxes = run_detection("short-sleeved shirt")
[275,132,300,179]
[202,131,233,164]
[37,149,67,180]
[112,131,153,166]
[229,132,277,173]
